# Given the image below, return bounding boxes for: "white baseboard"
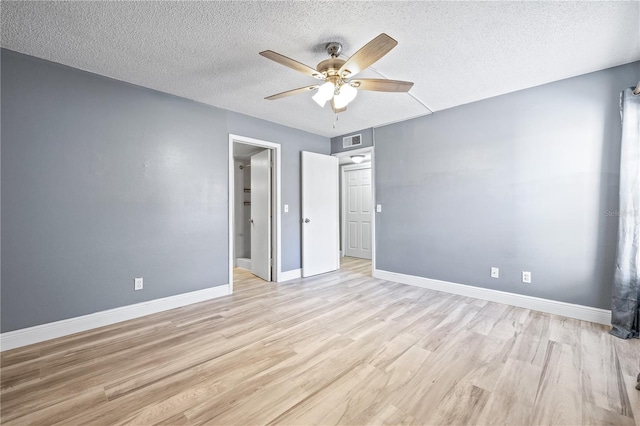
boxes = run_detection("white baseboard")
[0,284,231,352]
[374,269,611,326]
[279,269,302,282]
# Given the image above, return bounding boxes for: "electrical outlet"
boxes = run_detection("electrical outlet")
[522,271,531,284]
[134,277,143,291]
[491,267,499,278]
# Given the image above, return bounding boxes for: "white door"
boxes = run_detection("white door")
[345,167,372,259]
[250,149,271,281]
[302,151,339,277]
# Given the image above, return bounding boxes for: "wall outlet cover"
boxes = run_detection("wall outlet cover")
[491,267,499,278]
[522,271,532,284]
[134,277,143,291]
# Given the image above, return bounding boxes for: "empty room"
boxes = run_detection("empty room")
[1,1,639,425]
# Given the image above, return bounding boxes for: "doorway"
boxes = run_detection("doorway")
[228,134,282,292]
[333,147,375,269]
[343,164,372,259]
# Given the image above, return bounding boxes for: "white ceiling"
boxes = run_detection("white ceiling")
[338,154,371,166]
[233,142,265,162]
[2,1,639,138]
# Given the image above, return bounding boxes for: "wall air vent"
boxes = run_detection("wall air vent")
[343,134,362,149]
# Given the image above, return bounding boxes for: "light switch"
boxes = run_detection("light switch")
[284,204,289,213]
[376,204,382,212]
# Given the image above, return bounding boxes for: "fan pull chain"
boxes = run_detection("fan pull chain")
[333,113,339,129]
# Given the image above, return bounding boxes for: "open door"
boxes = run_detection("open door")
[250,149,271,281]
[302,151,339,277]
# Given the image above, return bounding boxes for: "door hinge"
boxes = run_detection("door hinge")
[270,258,274,266]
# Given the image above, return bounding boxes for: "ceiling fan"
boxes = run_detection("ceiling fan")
[259,33,414,113]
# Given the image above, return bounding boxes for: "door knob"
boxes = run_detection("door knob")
[304,218,310,223]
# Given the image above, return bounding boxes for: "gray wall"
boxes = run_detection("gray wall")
[331,128,374,153]
[374,61,639,309]
[1,49,329,332]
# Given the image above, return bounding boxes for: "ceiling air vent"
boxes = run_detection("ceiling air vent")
[343,134,362,149]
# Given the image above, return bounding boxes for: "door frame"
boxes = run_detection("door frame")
[341,162,372,260]
[332,146,376,271]
[228,134,282,292]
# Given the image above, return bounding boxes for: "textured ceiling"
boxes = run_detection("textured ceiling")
[2,1,639,137]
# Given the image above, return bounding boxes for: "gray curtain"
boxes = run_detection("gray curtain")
[611,87,640,339]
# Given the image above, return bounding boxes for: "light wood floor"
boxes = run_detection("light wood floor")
[2,257,639,425]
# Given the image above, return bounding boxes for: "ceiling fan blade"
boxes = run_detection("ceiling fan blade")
[350,79,413,92]
[330,98,347,114]
[259,50,324,79]
[338,33,398,78]
[265,85,320,100]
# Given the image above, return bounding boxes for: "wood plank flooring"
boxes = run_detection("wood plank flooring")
[1,257,639,425]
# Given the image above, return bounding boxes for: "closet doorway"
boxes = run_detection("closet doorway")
[228,135,281,291]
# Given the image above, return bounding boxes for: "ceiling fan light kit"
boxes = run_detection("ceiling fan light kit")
[260,33,414,114]
[312,81,335,107]
[334,83,358,109]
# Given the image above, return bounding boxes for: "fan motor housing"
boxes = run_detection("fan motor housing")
[316,58,346,77]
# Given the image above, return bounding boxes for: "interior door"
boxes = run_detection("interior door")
[302,151,339,277]
[345,167,373,259]
[250,149,271,281]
